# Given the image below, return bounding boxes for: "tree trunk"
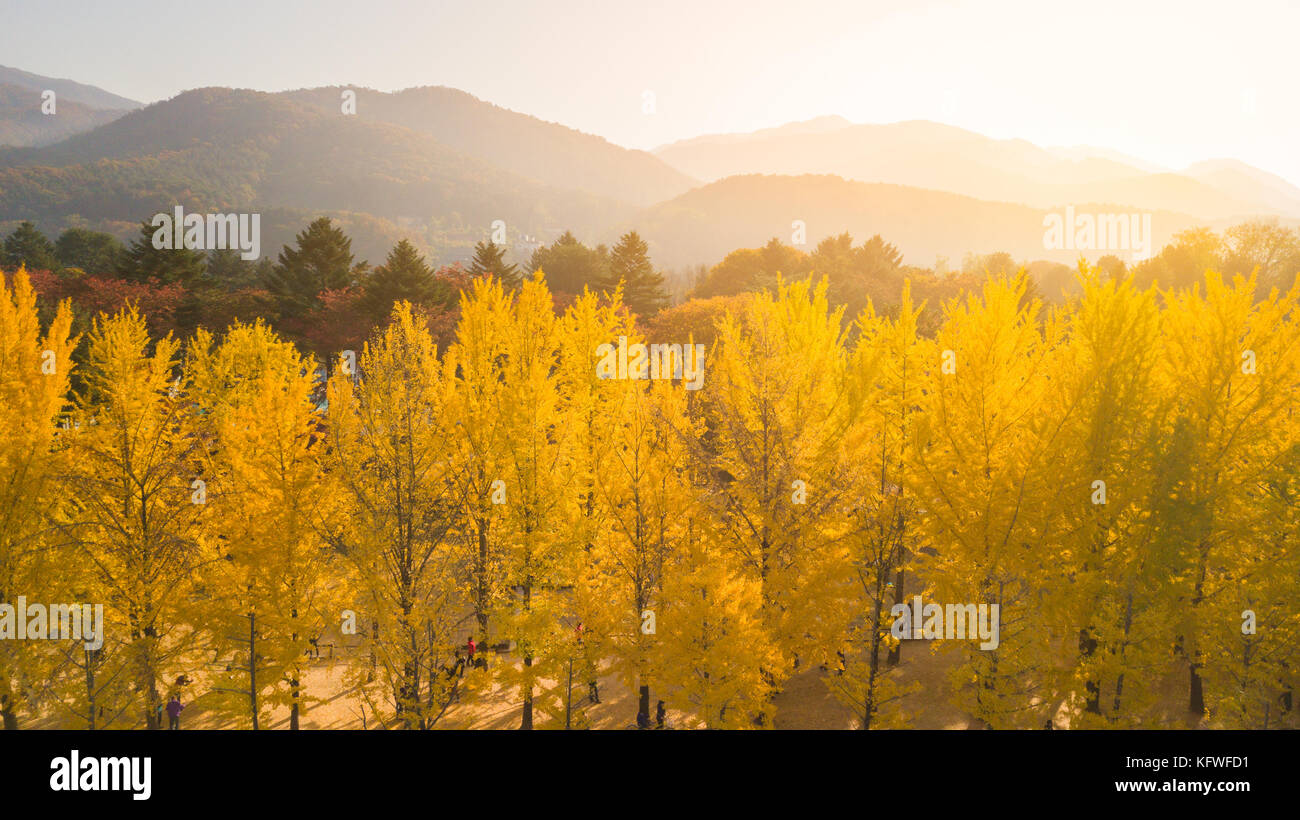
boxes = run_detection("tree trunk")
[144,675,161,730]
[862,597,883,730]
[1079,628,1101,714]
[290,612,301,730]
[0,693,17,731]
[1188,664,1205,716]
[475,521,490,648]
[86,650,97,731]
[249,613,259,730]
[521,656,534,730]
[1112,592,1134,717]
[887,567,905,668]
[1188,551,1208,717]
[131,608,162,730]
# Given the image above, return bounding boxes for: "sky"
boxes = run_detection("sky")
[2,0,1298,186]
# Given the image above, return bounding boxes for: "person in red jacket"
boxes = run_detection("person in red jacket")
[466,637,476,670]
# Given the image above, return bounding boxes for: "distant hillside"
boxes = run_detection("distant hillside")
[1183,159,1300,217]
[623,174,1205,270]
[0,84,130,147]
[2,73,1290,276]
[652,115,855,151]
[0,66,139,148]
[284,86,697,206]
[1047,144,1167,173]
[654,120,1298,222]
[0,87,634,265]
[0,64,142,111]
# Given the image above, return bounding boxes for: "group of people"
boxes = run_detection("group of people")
[440,636,491,702]
[457,636,489,675]
[153,696,184,730]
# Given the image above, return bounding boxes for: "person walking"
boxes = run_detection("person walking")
[655,700,666,729]
[466,637,476,670]
[165,696,184,730]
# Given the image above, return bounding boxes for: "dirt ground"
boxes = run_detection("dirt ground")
[45,637,979,730]
[30,627,1291,729]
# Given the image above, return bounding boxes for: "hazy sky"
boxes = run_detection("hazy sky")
[3,0,1298,185]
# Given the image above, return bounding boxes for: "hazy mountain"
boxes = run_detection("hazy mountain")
[0,87,634,265]
[0,84,131,147]
[1183,159,1300,218]
[0,65,142,111]
[0,66,140,148]
[1,71,1289,276]
[652,115,854,151]
[654,120,1298,222]
[623,174,1203,271]
[1047,145,1167,173]
[284,86,697,206]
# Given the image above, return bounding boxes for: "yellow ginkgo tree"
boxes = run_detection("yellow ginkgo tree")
[0,269,75,729]
[327,303,463,729]
[64,305,205,729]
[189,320,336,729]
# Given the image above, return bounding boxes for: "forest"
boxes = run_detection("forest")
[2,210,1299,730]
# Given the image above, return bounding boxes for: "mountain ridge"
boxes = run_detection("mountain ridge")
[0,64,142,111]
[2,69,1296,276]
[622,173,1211,271]
[653,119,1300,222]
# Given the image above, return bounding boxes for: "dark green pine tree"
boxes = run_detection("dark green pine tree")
[603,231,667,316]
[206,248,261,291]
[262,217,360,317]
[3,221,59,272]
[526,231,610,295]
[363,239,443,319]
[54,228,125,275]
[116,219,207,284]
[468,240,520,288]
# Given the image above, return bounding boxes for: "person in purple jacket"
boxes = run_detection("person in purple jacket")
[166,696,184,730]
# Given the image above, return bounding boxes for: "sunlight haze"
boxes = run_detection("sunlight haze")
[2,0,1296,184]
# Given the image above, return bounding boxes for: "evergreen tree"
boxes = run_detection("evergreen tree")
[363,239,442,319]
[205,248,261,291]
[3,221,58,272]
[117,219,207,285]
[468,240,520,288]
[54,228,125,275]
[263,217,360,317]
[603,231,667,316]
[527,232,609,295]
